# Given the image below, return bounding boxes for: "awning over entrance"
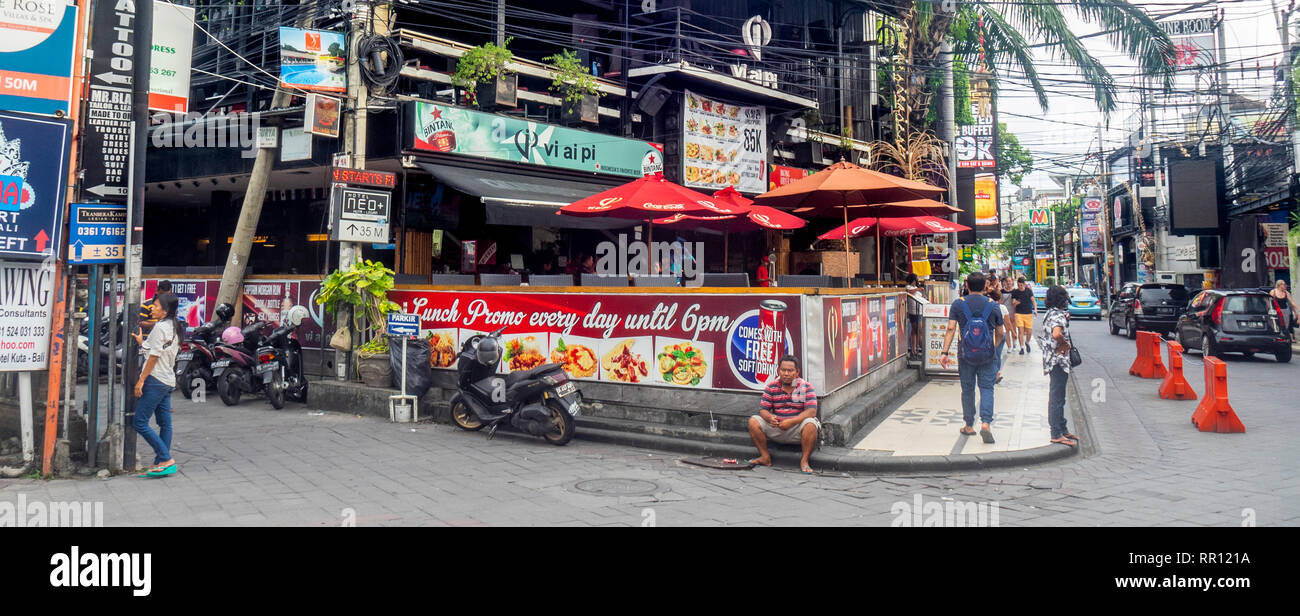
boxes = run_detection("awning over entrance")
[417,161,638,230]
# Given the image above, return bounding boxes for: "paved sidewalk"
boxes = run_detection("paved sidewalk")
[853,345,1052,456]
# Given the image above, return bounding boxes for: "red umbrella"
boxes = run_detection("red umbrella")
[817,216,970,241]
[650,186,806,272]
[558,173,746,218]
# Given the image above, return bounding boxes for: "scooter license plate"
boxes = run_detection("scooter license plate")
[555,381,576,397]
[212,360,231,370]
[177,352,194,361]
[255,363,274,374]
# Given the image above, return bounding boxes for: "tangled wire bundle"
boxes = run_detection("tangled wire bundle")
[358,34,403,90]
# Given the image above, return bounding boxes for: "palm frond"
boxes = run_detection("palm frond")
[969,2,1051,111]
[991,0,1119,113]
[1072,0,1178,92]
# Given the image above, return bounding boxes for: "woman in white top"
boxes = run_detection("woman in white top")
[988,286,1011,384]
[131,292,182,476]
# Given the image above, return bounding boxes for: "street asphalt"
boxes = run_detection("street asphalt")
[1,319,1296,526]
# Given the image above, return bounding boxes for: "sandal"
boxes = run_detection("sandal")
[1050,436,1077,447]
[959,426,977,436]
[1062,432,1080,441]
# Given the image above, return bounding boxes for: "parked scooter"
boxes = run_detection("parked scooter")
[449,326,580,445]
[213,321,270,406]
[174,303,235,400]
[76,312,126,380]
[254,306,310,409]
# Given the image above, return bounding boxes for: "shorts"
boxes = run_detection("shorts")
[908,314,921,327]
[752,415,820,444]
[1015,313,1035,329]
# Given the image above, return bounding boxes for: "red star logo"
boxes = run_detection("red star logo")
[431,107,443,120]
[648,154,657,164]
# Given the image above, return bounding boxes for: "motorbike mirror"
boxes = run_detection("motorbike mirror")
[489,326,507,337]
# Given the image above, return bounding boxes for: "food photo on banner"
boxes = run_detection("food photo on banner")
[682,89,766,194]
[387,290,800,391]
[278,27,346,93]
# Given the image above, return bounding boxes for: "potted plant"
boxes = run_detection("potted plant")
[543,49,601,125]
[315,259,402,386]
[452,37,516,109]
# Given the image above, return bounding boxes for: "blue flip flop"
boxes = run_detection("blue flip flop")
[141,465,177,478]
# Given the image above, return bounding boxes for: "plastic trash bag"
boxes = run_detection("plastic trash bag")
[388,335,433,397]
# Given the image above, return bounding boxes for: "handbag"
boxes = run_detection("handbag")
[1067,329,1082,367]
[329,325,352,352]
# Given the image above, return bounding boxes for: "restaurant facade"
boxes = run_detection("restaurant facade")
[139,0,902,282]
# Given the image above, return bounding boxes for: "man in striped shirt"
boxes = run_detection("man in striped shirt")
[748,355,820,473]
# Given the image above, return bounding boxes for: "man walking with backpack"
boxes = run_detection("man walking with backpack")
[939,273,1006,444]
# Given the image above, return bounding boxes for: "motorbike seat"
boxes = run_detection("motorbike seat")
[504,363,564,386]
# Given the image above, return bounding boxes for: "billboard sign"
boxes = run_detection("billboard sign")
[1029,208,1052,229]
[956,79,996,168]
[278,27,346,93]
[0,2,76,117]
[1081,197,1103,255]
[409,101,662,177]
[973,172,998,229]
[149,1,195,112]
[682,90,767,194]
[0,260,55,371]
[84,0,139,200]
[0,111,71,260]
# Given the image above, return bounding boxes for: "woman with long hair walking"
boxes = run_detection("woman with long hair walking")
[131,292,182,475]
[1039,285,1079,447]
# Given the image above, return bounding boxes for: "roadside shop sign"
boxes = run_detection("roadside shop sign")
[331,167,396,188]
[278,27,346,93]
[149,1,195,112]
[0,259,55,371]
[386,289,805,392]
[331,185,390,243]
[68,203,127,264]
[0,111,72,260]
[84,0,138,200]
[0,2,76,117]
[682,89,767,194]
[409,101,661,178]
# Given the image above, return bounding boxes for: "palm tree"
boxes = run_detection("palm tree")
[887,0,1178,137]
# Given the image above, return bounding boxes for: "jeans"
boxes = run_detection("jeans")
[995,340,1005,372]
[133,375,174,464]
[1048,366,1069,438]
[958,357,998,426]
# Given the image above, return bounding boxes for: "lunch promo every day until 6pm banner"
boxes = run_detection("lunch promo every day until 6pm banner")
[387,290,801,392]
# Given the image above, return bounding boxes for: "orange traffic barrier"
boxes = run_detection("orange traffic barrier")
[1128,331,1153,376]
[1191,357,1245,433]
[1129,331,1167,379]
[1158,341,1197,400]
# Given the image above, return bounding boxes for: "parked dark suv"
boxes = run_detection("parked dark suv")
[1176,289,1292,363]
[1108,283,1190,339]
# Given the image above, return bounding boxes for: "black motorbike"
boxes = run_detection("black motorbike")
[213,321,270,406]
[253,306,309,409]
[175,303,234,400]
[449,326,580,445]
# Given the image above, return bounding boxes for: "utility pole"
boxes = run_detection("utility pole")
[122,0,154,472]
[215,3,318,315]
[1098,122,1114,306]
[941,40,958,283]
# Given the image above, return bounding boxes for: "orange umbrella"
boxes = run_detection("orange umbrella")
[753,161,952,283]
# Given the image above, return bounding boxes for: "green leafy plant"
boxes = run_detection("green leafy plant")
[315,259,402,338]
[357,335,390,356]
[542,48,601,104]
[451,37,514,103]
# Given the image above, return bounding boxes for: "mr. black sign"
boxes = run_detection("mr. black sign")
[82,0,144,200]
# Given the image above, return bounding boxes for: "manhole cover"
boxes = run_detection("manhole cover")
[572,478,662,497]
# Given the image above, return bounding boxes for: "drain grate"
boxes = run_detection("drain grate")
[572,478,662,497]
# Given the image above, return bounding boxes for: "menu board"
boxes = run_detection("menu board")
[923,303,958,375]
[682,89,766,194]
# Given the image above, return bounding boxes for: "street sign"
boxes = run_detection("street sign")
[386,312,419,337]
[149,1,196,112]
[0,111,71,260]
[83,0,141,201]
[1029,208,1052,229]
[331,186,391,242]
[68,203,127,264]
